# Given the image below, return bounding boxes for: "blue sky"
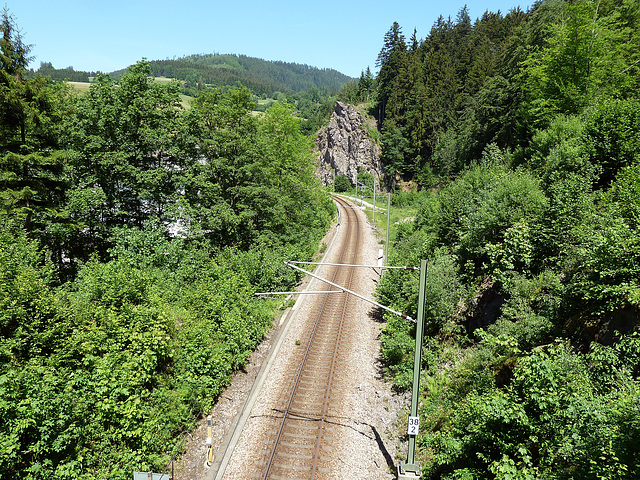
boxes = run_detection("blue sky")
[10,0,533,78]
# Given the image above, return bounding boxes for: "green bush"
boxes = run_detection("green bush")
[0,222,288,478]
[334,174,351,192]
[419,340,640,479]
[391,190,429,208]
[562,164,640,317]
[584,98,640,188]
[528,114,593,186]
[457,168,547,277]
[377,135,640,479]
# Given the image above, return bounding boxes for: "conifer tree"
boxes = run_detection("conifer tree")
[376,22,406,122]
[0,6,32,148]
[0,8,67,240]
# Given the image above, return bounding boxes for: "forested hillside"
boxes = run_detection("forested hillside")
[31,53,352,98]
[0,8,334,479]
[31,54,348,137]
[31,62,98,82]
[144,54,352,96]
[6,0,640,477]
[360,0,640,477]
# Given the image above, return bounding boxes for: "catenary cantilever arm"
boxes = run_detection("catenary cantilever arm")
[284,261,416,323]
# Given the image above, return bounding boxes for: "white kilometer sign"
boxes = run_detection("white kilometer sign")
[407,416,419,436]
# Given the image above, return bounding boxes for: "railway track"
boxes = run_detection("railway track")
[254,196,363,480]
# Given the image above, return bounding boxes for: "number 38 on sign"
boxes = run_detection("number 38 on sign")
[407,416,419,435]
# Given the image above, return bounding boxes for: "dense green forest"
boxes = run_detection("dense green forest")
[31,55,348,137]
[143,54,352,96]
[5,0,640,478]
[0,8,334,479]
[30,62,99,83]
[31,54,351,98]
[363,0,640,478]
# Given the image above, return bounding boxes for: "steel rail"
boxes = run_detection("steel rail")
[262,196,356,478]
[261,196,359,479]
[311,217,356,479]
[310,196,358,479]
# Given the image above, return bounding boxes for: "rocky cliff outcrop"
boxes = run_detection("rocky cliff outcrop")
[315,102,384,188]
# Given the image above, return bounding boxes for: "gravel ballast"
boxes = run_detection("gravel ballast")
[172,200,408,480]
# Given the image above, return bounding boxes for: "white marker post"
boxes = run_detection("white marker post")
[206,415,213,467]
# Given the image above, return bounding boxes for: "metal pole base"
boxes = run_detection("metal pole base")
[397,463,422,480]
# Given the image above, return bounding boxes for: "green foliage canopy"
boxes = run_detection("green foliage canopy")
[0,10,335,477]
[375,1,640,476]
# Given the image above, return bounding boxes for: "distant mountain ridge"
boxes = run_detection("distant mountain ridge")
[33,54,353,96]
[145,54,352,95]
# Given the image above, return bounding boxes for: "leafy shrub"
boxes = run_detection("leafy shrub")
[380,313,416,388]
[528,114,594,186]
[378,136,640,479]
[379,247,467,386]
[563,164,640,316]
[457,168,547,277]
[419,340,640,479]
[584,98,640,188]
[422,249,467,336]
[486,271,561,349]
[531,171,596,267]
[428,161,507,249]
[0,222,58,363]
[334,174,351,192]
[391,189,429,208]
[0,221,293,478]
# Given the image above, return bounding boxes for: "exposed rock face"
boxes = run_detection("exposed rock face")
[315,102,384,189]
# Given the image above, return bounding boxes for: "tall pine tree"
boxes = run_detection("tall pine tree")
[376,22,406,123]
[0,8,67,239]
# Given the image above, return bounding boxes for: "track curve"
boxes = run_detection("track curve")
[256,196,363,479]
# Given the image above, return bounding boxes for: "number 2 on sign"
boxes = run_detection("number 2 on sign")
[407,416,419,436]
